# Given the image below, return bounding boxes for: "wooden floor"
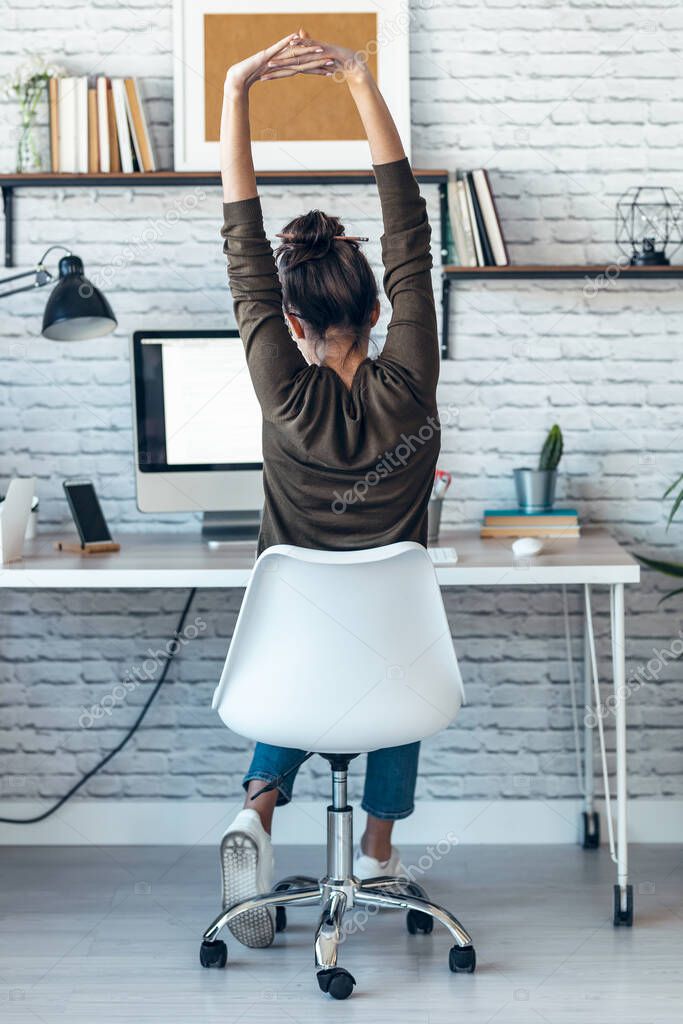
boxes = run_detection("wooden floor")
[1,844,682,1023]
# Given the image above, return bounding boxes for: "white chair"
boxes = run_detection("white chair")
[200,542,475,999]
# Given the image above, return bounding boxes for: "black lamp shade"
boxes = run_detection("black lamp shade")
[42,254,117,341]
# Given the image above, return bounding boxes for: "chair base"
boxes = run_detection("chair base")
[201,872,475,996]
[200,759,475,997]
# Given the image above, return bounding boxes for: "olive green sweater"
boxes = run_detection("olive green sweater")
[221,158,440,555]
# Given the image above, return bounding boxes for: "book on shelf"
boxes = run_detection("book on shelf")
[446,176,477,267]
[57,77,77,173]
[111,79,135,173]
[96,77,110,173]
[87,88,98,173]
[75,77,88,174]
[447,169,509,268]
[46,74,156,174]
[106,81,121,173]
[48,77,59,172]
[467,171,494,266]
[472,169,509,266]
[481,507,580,539]
[124,78,156,172]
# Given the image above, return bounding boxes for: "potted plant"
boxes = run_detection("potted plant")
[638,473,683,603]
[514,424,563,513]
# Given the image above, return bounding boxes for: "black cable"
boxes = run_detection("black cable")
[0,588,197,825]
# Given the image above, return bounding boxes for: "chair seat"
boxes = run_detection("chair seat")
[213,542,465,753]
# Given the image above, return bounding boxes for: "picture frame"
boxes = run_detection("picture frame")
[172,0,411,171]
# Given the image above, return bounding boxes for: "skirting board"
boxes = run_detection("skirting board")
[1,799,682,845]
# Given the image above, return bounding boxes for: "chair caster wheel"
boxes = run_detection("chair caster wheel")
[317,967,356,999]
[582,811,600,849]
[407,908,434,934]
[613,884,634,927]
[275,906,287,932]
[449,944,476,973]
[200,939,227,968]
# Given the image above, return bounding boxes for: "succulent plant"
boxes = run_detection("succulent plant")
[538,424,563,472]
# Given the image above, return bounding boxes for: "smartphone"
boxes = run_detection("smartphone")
[63,480,113,546]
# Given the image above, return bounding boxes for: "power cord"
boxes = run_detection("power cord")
[0,588,197,825]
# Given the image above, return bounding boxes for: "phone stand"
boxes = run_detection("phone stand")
[54,540,121,555]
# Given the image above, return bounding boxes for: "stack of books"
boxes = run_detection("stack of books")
[47,76,156,174]
[481,508,580,539]
[447,170,509,267]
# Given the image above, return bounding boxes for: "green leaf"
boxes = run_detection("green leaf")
[636,554,683,578]
[658,587,683,606]
[666,486,683,530]
[663,472,683,500]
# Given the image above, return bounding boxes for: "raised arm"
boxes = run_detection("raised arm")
[272,37,439,393]
[219,37,331,418]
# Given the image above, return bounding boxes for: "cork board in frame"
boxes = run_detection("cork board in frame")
[173,0,411,171]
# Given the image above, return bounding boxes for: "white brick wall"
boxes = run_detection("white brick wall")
[1,0,682,809]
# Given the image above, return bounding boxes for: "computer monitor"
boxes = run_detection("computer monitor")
[131,330,264,540]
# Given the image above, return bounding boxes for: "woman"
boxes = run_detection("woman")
[219,31,440,949]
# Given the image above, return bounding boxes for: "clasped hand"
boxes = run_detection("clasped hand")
[224,29,368,95]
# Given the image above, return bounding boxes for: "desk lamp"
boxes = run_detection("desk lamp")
[0,245,117,340]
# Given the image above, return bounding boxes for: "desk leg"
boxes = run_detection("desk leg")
[611,582,633,926]
[581,594,599,848]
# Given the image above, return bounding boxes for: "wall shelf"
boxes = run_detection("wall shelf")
[444,264,683,280]
[440,262,683,354]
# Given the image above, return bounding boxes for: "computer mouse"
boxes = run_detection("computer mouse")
[512,537,544,557]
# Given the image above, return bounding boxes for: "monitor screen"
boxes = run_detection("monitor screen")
[133,331,263,472]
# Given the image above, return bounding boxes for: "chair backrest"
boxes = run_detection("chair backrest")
[212,542,465,753]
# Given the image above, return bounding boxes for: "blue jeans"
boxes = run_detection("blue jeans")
[243,741,420,821]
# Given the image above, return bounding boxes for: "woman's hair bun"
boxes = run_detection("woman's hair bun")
[275,210,353,269]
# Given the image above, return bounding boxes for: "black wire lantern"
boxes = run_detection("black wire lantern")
[616,187,683,266]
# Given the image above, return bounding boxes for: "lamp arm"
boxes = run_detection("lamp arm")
[0,267,53,300]
[0,245,70,301]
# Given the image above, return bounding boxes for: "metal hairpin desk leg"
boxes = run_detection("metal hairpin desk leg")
[582,588,599,848]
[611,582,633,925]
[584,583,633,927]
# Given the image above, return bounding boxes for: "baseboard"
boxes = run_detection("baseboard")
[1,799,682,845]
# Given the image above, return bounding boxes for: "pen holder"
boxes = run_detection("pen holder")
[428,497,443,544]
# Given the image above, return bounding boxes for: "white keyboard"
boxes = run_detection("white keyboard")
[428,547,458,565]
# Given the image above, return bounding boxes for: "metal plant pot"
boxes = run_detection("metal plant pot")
[514,468,557,513]
[428,497,443,543]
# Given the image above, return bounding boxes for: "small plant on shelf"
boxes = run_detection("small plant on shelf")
[514,424,564,513]
[538,423,563,472]
[1,55,64,172]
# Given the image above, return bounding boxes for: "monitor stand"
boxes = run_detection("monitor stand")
[201,510,261,545]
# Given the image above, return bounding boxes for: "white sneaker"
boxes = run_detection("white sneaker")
[354,845,407,880]
[219,808,275,948]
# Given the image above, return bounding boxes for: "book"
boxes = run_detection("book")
[463,174,484,266]
[87,88,98,173]
[96,77,110,172]
[472,169,509,267]
[111,79,134,172]
[106,81,121,173]
[481,525,580,539]
[48,77,59,172]
[124,78,156,172]
[57,77,77,173]
[456,179,478,267]
[447,175,476,267]
[484,508,578,525]
[466,171,494,265]
[75,76,89,174]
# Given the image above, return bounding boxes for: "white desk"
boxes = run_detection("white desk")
[1,526,639,923]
